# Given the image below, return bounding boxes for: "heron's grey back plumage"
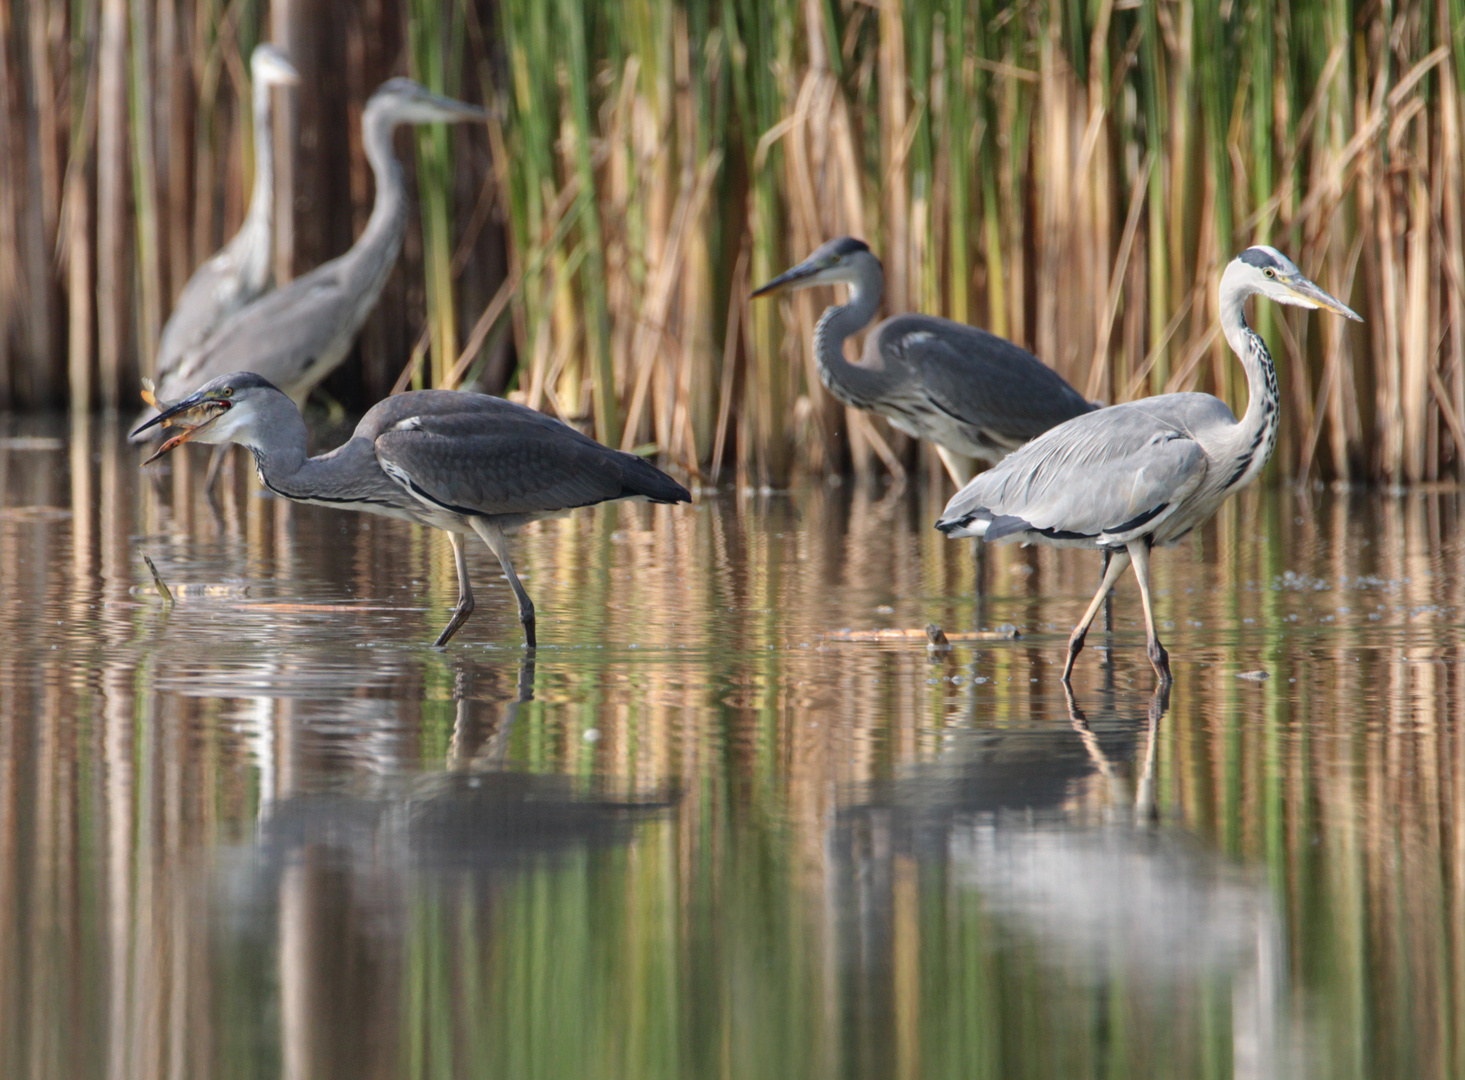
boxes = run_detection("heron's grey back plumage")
[365,392,690,520]
[869,315,1097,453]
[759,238,1097,477]
[938,394,1238,545]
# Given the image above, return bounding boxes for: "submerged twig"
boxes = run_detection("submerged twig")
[141,553,174,603]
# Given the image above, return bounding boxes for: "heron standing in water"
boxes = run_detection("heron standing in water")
[135,373,691,648]
[937,246,1361,682]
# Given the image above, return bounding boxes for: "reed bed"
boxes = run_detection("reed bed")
[0,0,501,411]
[0,0,1460,484]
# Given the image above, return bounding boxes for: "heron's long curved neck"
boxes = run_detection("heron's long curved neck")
[1218,274,1282,489]
[235,74,278,288]
[351,108,409,295]
[813,262,887,407]
[244,404,404,513]
[240,402,311,497]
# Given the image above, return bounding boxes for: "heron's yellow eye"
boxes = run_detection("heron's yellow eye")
[221,387,234,398]
[1263,267,1276,278]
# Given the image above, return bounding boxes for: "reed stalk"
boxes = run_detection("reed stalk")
[408,0,464,389]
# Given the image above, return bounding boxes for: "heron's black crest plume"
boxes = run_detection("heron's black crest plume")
[220,371,284,393]
[1238,247,1283,270]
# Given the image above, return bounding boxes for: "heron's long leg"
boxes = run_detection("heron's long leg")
[433,531,477,646]
[1062,548,1131,682]
[973,540,989,609]
[469,519,537,649]
[1127,538,1171,682]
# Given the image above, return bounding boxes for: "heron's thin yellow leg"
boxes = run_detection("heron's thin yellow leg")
[1063,549,1131,681]
[433,531,476,647]
[1128,539,1171,682]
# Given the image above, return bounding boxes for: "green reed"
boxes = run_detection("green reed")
[408,0,462,389]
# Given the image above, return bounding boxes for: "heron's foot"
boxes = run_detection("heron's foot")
[519,600,537,650]
[1062,627,1087,682]
[1146,638,1172,682]
[433,595,476,647]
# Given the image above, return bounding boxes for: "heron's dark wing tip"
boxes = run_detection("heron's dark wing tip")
[621,456,691,505]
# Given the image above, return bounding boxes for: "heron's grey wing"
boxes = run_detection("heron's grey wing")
[875,316,1095,441]
[155,252,251,378]
[939,398,1216,543]
[158,268,353,402]
[370,394,689,518]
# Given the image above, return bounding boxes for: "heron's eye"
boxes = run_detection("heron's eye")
[1263,267,1276,279]
[221,387,234,398]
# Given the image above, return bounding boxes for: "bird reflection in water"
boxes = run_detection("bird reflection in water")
[832,682,1292,1080]
[215,655,674,1077]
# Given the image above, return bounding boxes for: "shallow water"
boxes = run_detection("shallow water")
[2,412,1463,1080]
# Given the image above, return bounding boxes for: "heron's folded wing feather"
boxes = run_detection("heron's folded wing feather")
[162,270,351,399]
[373,404,678,518]
[877,317,1095,441]
[941,401,1210,539]
[155,252,250,378]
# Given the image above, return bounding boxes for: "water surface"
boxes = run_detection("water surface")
[2,413,1462,1079]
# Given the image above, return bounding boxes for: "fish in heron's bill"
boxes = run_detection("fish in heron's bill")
[134,389,233,464]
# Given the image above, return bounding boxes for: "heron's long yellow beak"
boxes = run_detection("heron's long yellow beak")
[1287,276,1363,322]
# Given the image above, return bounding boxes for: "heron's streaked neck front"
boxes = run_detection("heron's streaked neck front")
[813,262,885,407]
[232,401,311,495]
[1218,270,1282,489]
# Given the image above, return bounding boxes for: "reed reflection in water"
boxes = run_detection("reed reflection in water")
[0,412,1462,1080]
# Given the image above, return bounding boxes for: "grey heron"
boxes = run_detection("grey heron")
[153,44,299,377]
[133,372,691,647]
[937,246,1361,682]
[141,78,486,429]
[751,237,1097,486]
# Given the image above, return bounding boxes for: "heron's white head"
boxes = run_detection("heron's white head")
[1226,246,1363,321]
[131,372,291,462]
[250,43,300,88]
[751,236,881,297]
[365,77,488,127]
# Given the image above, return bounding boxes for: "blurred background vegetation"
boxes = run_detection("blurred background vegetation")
[0,0,1461,484]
